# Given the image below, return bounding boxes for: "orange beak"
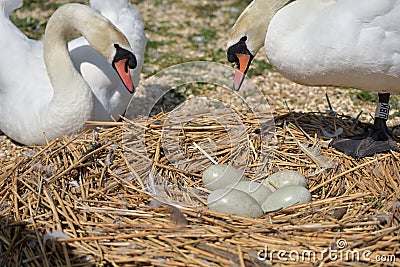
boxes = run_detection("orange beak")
[233,54,251,90]
[114,58,135,93]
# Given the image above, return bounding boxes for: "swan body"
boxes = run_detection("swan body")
[227,0,400,158]
[0,1,138,145]
[266,0,400,94]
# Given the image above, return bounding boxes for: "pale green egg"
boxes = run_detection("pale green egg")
[226,181,272,205]
[262,170,307,191]
[261,185,311,213]
[207,188,263,218]
[202,164,245,190]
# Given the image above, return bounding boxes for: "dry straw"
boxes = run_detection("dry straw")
[0,108,399,266]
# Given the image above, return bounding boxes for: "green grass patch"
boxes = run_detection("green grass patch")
[247,59,275,76]
[10,16,45,39]
[352,91,378,103]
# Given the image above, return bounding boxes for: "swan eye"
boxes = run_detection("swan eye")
[227,54,238,64]
[240,36,247,42]
[127,53,137,69]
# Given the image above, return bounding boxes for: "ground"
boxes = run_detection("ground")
[9,0,400,118]
[3,0,399,161]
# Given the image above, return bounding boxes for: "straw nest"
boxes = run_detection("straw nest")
[1,107,399,267]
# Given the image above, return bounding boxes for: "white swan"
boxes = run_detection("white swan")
[227,0,400,159]
[68,0,147,121]
[0,1,138,145]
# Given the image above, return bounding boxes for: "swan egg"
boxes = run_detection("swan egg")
[262,170,307,191]
[226,181,272,205]
[202,164,245,190]
[207,188,263,218]
[261,185,311,213]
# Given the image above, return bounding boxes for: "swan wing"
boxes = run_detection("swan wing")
[0,0,22,17]
[0,0,54,142]
[0,0,34,87]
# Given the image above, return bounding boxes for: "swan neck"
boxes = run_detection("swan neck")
[43,4,98,106]
[43,4,130,102]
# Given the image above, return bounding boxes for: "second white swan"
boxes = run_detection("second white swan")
[227,0,400,159]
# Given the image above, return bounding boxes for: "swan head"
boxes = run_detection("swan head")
[227,0,269,91]
[95,21,137,94]
[227,36,255,91]
[93,18,138,94]
[112,44,137,93]
[227,0,292,90]
[44,3,139,94]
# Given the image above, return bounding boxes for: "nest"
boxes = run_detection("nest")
[1,108,399,267]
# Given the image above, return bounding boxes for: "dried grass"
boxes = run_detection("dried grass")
[1,109,399,266]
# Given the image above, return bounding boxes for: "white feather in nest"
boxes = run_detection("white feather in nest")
[146,172,208,209]
[43,230,71,245]
[297,141,338,175]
